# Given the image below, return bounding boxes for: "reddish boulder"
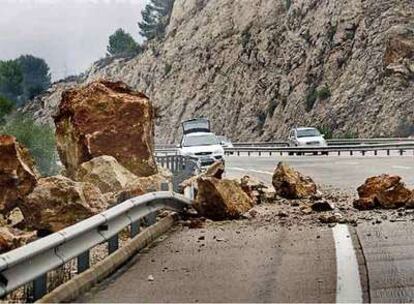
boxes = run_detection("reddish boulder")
[20,176,108,232]
[354,175,414,210]
[272,162,317,199]
[54,80,157,179]
[0,135,38,214]
[194,177,254,220]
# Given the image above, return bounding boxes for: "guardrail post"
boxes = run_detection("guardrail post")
[400,149,403,156]
[362,151,365,156]
[130,220,141,238]
[31,274,47,302]
[374,150,377,156]
[77,251,90,273]
[258,151,261,156]
[144,213,156,226]
[387,149,390,156]
[108,235,119,255]
[269,151,272,156]
[350,151,353,156]
[248,151,251,156]
[166,156,171,171]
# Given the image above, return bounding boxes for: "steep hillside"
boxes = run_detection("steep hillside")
[24,0,414,143]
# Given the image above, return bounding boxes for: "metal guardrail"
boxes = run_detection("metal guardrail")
[156,155,200,191]
[224,142,414,156]
[155,138,414,149]
[154,142,414,157]
[0,190,192,301]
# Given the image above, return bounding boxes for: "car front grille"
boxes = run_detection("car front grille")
[306,141,320,146]
[195,152,213,156]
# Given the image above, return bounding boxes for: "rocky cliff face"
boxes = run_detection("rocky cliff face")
[24,0,414,142]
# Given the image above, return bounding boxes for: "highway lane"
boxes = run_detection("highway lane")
[225,154,414,189]
[77,154,414,303]
[78,223,340,303]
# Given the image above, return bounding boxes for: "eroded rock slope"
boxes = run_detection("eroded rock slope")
[24,0,414,142]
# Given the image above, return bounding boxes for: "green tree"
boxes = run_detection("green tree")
[0,114,59,176]
[0,60,23,102]
[0,95,14,123]
[17,55,51,100]
[138,0,175,40]
[107,28,140,56]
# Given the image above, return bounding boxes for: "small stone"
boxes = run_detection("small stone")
[198,236,205,240]
[147,275,154,281]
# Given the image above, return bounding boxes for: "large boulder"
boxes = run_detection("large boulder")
[54,80,157,179]
[353,175,414,210]
[194,177,254,220]
[0,135,38,214]
[76,156,139,193]
[272,162,317,199]
[20,176,108,232]
[0,227,36,253]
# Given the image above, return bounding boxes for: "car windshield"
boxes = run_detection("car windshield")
[297,129,321,138]
[183,134,219,147]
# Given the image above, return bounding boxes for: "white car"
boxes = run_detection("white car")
[288,127,327,147]
[179,119,225,168]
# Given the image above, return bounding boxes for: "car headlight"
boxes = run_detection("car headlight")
[213,149,223,154]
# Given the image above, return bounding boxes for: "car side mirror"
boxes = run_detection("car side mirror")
[176,144,181,148]
[321,134,325,138]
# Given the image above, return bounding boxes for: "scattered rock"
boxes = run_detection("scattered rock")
[240,175,273,204]
[147,275,154,282]
[0,135,39,214]
[194,177,254,220]
[311,200,334,212]
[353,174,414,210]
[0,227,36,253]
[54,80,158,179]
[179,161,224,192]
[20,176,108,232]
[277,211,288,217]
[272,162,318,199]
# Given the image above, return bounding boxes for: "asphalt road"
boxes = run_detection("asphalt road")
[226,154,414,189]
[78,155,414,303]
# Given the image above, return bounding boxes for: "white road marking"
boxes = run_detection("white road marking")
[333,224,363,303]
[392,165,412,170]
[227,167,273,175]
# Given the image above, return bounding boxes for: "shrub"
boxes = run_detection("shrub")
[305,87,317,112]
[164,63,172,75]
[317,124,333,139]
[0,114,59,176]
[317,86,331,100]
[285,0,292,10]
[341,130,358,139]
[0,96,14,122]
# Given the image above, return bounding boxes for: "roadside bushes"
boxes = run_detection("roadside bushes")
[305,85,331,112]
[0,114,59,176]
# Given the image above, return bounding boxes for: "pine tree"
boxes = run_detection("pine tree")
[107,28,140,56]
[17,55,51,100]
[138,0,175,40]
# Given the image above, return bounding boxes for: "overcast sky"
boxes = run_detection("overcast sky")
[0,0,147,80]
